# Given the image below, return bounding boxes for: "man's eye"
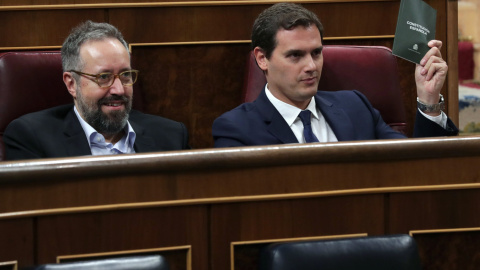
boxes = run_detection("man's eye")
[312,49,322,57]
[121,72,132,78]
[287,53,302,60]
[97,73,111,81]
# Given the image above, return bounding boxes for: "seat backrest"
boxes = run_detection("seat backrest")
[33,255,169,270]
[0,51,71,161]
[0,50,144,161]
[259,234,422,270]
[242,45,407,134]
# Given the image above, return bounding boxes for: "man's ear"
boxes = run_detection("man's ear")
[63,72,77,98]
[253,47,268,71]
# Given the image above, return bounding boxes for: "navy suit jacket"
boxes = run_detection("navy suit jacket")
[212,89,458,147]
[4,104,190,160]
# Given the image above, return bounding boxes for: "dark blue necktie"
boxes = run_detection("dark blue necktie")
[298,110,319,143]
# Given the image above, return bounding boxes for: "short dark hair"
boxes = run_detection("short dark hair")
[61,20,129,73]
[251,2,324,59]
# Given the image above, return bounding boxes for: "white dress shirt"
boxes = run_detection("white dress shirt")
[265,85,338,143]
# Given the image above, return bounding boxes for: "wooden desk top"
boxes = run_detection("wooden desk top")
[1,136,480,216]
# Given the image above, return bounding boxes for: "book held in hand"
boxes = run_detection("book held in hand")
[392,0,436,64]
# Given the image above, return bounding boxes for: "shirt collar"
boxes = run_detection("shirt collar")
[265,84,318,126]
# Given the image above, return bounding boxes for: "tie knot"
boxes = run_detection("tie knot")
[298,110,312,126]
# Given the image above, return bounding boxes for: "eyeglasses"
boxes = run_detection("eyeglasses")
[69,69,139,88]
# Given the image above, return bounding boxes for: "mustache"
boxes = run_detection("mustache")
[98,95,130,105]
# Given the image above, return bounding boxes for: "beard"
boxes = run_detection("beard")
[75,87,132,136]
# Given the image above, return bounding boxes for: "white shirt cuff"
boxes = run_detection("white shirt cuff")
[418,108,448,129]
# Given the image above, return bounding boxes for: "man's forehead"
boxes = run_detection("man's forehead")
[80,38,126,54]
[274,26,323,50]
[277,24,322,37]
[79,38,130,67]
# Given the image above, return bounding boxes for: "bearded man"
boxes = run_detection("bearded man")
[4,21,190,160]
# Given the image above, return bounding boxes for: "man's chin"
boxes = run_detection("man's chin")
[299,87,319,97]
[98,113,129,134]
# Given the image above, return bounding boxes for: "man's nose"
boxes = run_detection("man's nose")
[108,76,125,95]
[304,55,317,71]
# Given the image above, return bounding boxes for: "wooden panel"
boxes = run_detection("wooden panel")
[131,44,251,148]
[0,137,480,269]
[0,1,403,45]
[0,2,403,47]
[413,230,480,270]
[388,189,480,233]
[211,195,384,270]
[306,1,398,37]
[110,5,259,43]
[0,9,106,48]
[447,0,459,125]
[0,261,17,270]
[389,189,480,268]
[0,219,34,269]
[2,137,480,213]
[36,206,207,270]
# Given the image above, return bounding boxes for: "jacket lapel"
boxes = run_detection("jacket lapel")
[63,109,93,156]
[315,94,355,141]
[255,89,299,144]
[129,117,155,152]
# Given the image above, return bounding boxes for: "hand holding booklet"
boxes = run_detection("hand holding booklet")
[392,0,437,64]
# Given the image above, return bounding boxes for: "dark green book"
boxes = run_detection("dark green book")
[392,0,436,64]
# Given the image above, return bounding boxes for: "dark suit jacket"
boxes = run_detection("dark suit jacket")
[4,104,190,160]
[212,89,458,147]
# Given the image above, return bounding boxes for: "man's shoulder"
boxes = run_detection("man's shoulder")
[316,90,362,99]
[3,104,76,157]
[128,110,189,150]
[128,110,188,135]
[316,90,369,105]
[225,101,258,114]
[129,110,183,125]
[214,101,261,124]
[10,104,73,124]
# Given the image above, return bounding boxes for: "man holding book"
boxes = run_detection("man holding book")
[212,2,458,147]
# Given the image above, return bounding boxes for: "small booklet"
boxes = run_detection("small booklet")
[392,0,436,64]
